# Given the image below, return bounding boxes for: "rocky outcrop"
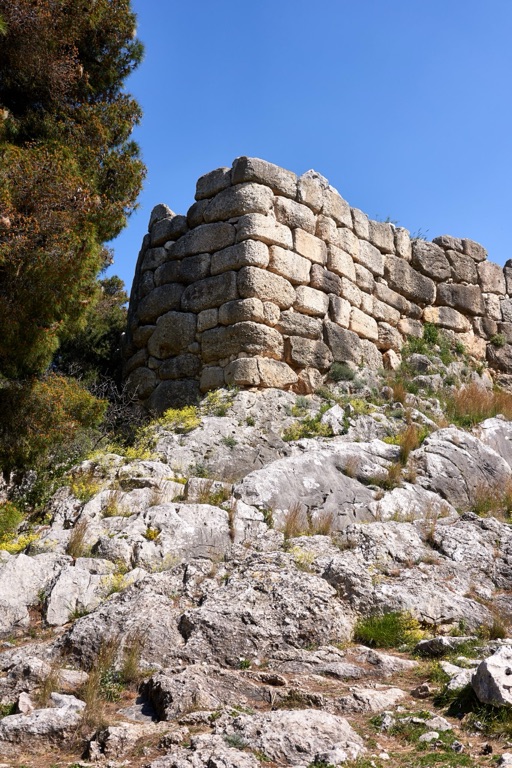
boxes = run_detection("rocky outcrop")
[124,157,512,411]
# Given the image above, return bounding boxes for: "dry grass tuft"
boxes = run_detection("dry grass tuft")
[446,382,512,428]
[392,380,407,405]
[281,503,309,539]
[66,517,90,559]
[472,480,512,519]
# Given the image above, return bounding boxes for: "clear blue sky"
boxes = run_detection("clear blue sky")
[109,0,512,292]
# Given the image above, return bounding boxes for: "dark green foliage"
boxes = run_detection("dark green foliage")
[354,611,423,648]
[329,362,355,382]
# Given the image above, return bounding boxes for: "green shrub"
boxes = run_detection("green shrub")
[161,405,200,434]
[354,611,424,648]
[282,414,333,442]
[491,333,507,348]
[422,322,439,345]
[0,501,23,542]
[329,362,355,382]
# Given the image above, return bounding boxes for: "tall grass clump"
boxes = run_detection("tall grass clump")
[445,383,512,428]
[354,611,424,649]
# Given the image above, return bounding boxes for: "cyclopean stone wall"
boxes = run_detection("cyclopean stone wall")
[123,156,512,412]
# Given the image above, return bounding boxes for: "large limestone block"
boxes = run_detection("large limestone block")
[473,647,512,706]
[147,312,197,359]
[478,261,506,294]
[501,298,512,323]
[195,166,232,200]
[463,238,487,262]
[211,240,269,274]
[294,285,329,317]
[138,270,154,297]
[201,322,284,363]
[197,308,218,332]
[377,323,404,352]
[436,283,484,315]
[360,338,383,369]
[147,379,200,412]
[368,220,395,254]
[355,264,375,294]
[487,343,512,372]
[351,208,370,239]
[170,222,236,258]
[329,296,351,328]
[148,203,173,229]
[186,199,208,228]
[257,358,298,388]
[505,259,512,294]
[200,366,225,392]
[398,318,423,338]
[274,196,316,233]
[219,298,265,325]
[224,358,261,387]
[446,250,478,284]
[355,240,385,276]
[385,255,436,305]
[155,253,211,286]
[395,227,412,261]
[336,227,359,258]
[232,156,297,198]
[160,354,201,380]
[375,281,415,316]
[150,215,188,247]
[125,367,157,399]
[236,213,293,249]
[238,266,295,309]
[316,214,338,243]
[321,186,352,228]
[327,244,356,281]
[181,272,238,313]
[293,229,327,264]
[277,309,323,339]
[297,169,328,213]
[141,247,168,272]
[310,264,342,295]
[285,336,333,370]
[203,183,274,223]
[340,277,362,308]
[349,308,379,341]
[324,322,363,364]
[372,297,400,326]
[123,348,147,377]
[433,234,463,252]
[422,306,471,332]
[268,245,311,284]
[137,284,185,324]
[411,241,451,282]
[133,325,156,348]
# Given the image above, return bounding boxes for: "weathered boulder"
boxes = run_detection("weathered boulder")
[472,646,512,705]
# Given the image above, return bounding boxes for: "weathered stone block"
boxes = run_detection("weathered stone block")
[327,244,356,281]
[383,349,401,370]
[294,285,329,317]
[268,246,311,284]
[147,379,200,413]
[354,263,375,294]
[487,344,512,372]
[505,260,512,294]
[377,323,403,352]
[155,254,211,286]
[478,261,506,294]
[351,208,370,240]
[257,358,298,388]
[139,271,155,298]
[501,299,512,323]
[355,240,385,276]
[160,354,201,380]
[285,336,333,371]
[335,227,359,258]
[274,197,316,233]
[197,308,218,333]
[181,272,238,313]
[321,186,352,228]
[360,292,373,315]
[150,215,188,247]
[340,277,362,308]
[186,200,208,228]
[125,367,157,399]
[315,215,338,243]
[369,221,395,254]
[263,302,280,326]
[446,250,478,284]
[219,298,265,325]
[147,312,197,359]
[422,306,471,332]
[200,366,225,392]
[238,266,295,309]
[195,167,232,200]
[236,213,293,249]
[277,310,323,339]
[170,223,236,258]
[203,183,274,223]
[310,264,342,295]
[395,228,412,261]
[137,284,185,324]
[361,339,383,369]
[293,229,327,264]
[433,235,463,252]
[349,308,379,341]
[484,293,502,321]
[411,241,451,282]
[497,323,512,343]
[142,247,168,272]
[123,348,147,377]
[148,204,174,230]
[211,240,269,274]
[436,283,485,315]
[297,170,327,213]
[329,296,351,328]
[463,238,487,262]
[232,157,297,198]
[372,297,400,326]
[133,325,156,348]
[374,281,413,315]
[398,318,423,338]
[323,322,363,365]
[224,358,261,387]
[385,256,436,305]
[201,322,284,363]
[473,316,498,339]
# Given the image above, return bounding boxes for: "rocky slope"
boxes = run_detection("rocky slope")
[2,350,512,767]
